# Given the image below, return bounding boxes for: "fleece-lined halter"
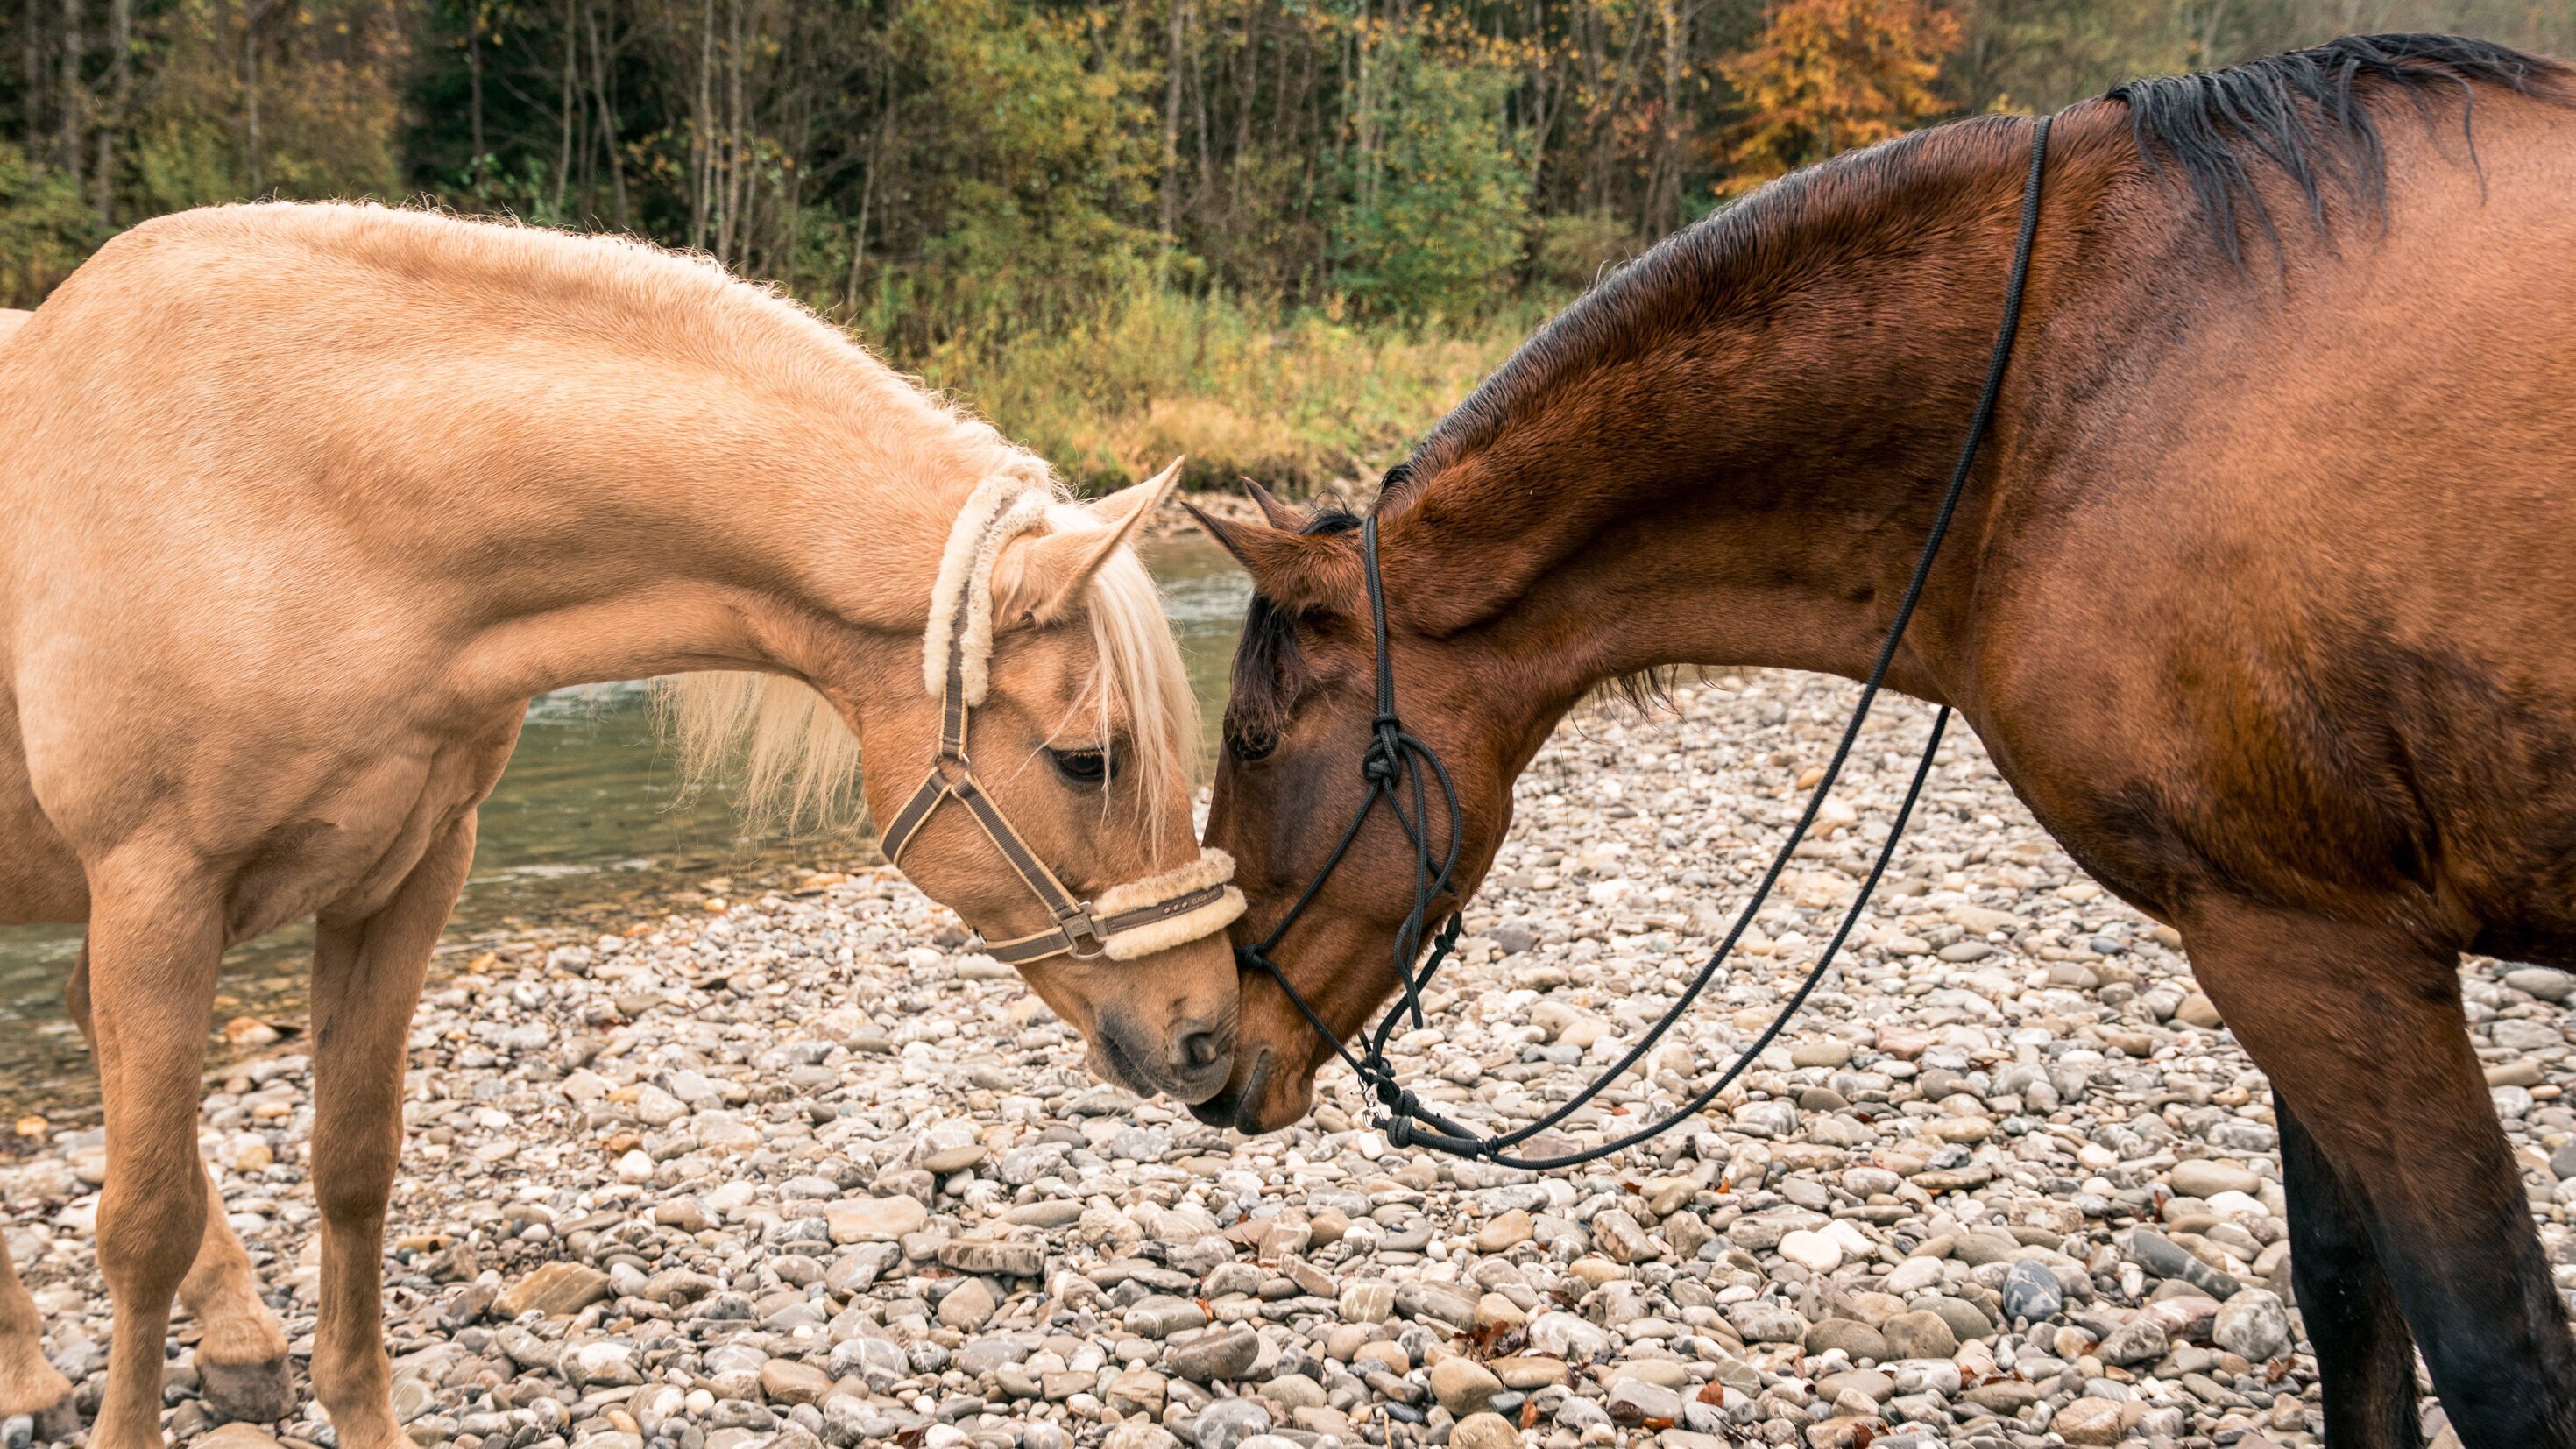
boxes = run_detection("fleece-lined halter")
[880,478,1245,965]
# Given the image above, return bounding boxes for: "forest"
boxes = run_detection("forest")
[4,0,2570,485]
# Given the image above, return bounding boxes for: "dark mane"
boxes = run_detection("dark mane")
[2107,32,2569,265]
[1228,502,1362,746]
[1389,32,2566,498]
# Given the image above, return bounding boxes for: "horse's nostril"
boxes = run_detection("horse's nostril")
[1175,1023,1228,1073]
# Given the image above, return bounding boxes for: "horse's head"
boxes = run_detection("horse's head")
[669,463,1240,1104]
[1187,491,1533,1134]
[868,464,1244,1102]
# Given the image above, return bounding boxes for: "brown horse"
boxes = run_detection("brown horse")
[1194,35,2576,1447]
[0,206,1236,1448]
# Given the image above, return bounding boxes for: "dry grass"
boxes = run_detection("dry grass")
[893,287,1560,492]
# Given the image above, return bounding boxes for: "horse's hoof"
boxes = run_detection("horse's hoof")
[6,1392,80,1445]
[0,1356,78,1444]
[198,1355,295,1424]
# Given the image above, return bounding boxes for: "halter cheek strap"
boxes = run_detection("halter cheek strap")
[884,481,1243,966]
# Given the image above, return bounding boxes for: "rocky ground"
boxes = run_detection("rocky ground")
[7,672,2575,1449]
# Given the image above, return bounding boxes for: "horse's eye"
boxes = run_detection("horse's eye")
[1050,748,1113,784]
[1227,730,1276,764]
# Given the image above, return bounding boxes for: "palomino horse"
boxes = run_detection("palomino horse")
[0,208,1242,1447]
[1196,35,2576,1448]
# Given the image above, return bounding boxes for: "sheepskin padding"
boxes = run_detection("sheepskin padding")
[1097,847,1244,961]
[1101,888,1246,960]
[922,479,1051,703]
[1093,846,1235,915]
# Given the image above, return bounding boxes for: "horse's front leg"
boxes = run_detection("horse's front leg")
[305,814,475,1449]
[67,944,296,1425]
[2183,901,2576,1448]
[81,859,228,1449]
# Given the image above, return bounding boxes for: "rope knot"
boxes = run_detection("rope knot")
[1361,747,1400,786]
[1371,1078,1419,1120]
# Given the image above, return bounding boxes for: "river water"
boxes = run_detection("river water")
[0,536,1250,1111]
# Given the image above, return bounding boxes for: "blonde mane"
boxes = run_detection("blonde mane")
[656,490,1198,838]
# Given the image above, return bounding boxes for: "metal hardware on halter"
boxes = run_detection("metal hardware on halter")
[1241,114,2056,1170]
[887,480,1244,968]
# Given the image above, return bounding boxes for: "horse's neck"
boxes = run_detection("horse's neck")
[1379,121,2076,717]
[364,332,982,705]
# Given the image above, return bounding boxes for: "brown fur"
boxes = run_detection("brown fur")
[0,206,1231,1445]
[1200,39,2576,1444]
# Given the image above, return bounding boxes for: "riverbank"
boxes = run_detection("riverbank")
[6,673,2571,1449]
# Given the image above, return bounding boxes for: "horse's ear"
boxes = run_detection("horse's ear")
[1084,456,1185,534]
[1180,497,1362,613]
[992,459,1182,626]
[1242,478,1305,532]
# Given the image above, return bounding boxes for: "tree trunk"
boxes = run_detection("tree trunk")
[58,0,83,189]
[243,0,263,194]
[555,0,578,219]
[1161,0,1185,245]
[690,0,712,250]
[1647,0,1686,235]
[585,0,629,229]
[94,0,129,225]
[22,2,45,155]
[718,0,747,264]
[844,67,892,314]
[467,1,485,173]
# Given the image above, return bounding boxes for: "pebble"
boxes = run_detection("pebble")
[1166,1328,1261,1383]
[2054,1396,2125,1445]
[936,1276,996,1330]
[2170,1158,2262,1198]
[492,1261,611,1318]
[824,1194,927,1242]
[1192,1398,1273,1449]
[1998,1258,2067,1322]
[13,674,2558,1449]
[1882,1310,1957,1361]
[1426,1355,1502,1416]
[1603,1377,1684,1426]
[2216,1287,2295,1362]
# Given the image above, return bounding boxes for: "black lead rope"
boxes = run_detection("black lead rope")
[1241,115,2053,1170]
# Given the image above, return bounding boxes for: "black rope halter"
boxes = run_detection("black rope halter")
[1237,115,2053,1170]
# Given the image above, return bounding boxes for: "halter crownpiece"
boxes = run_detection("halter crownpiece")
[920,477,1051,705]
[883,478,1245,966]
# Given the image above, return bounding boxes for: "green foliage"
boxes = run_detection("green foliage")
[4,0,2572,475]
[1330,34,1532,317]
[903,0,1164,329]
[0,145,96,307]
[1532,212,1646,293]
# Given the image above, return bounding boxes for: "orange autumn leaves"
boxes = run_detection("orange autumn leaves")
[1717,0,1963,197]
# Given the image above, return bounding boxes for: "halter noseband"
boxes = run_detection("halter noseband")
[881,481,1243,966]
[1240,116,2054,1170]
